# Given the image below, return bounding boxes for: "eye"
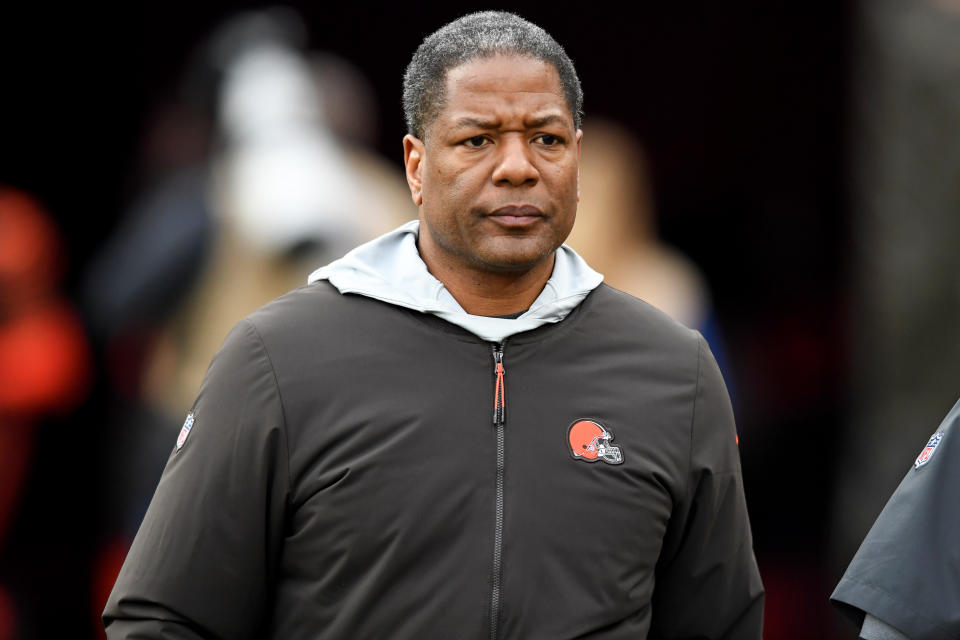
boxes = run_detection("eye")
[463,135,488,148]
[535,134,562,146]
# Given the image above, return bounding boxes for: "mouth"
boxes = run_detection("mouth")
[486,205,544,228]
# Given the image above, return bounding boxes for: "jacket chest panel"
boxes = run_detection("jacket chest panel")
[491,349,691,636]
[277,338,498,635]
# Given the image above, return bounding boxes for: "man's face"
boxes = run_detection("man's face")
[404,55,582,276]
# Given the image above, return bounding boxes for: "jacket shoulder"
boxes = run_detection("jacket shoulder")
[242,280,391,338]
[583,283,702,351]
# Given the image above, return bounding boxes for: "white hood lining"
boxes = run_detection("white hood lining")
[308,220,603,343]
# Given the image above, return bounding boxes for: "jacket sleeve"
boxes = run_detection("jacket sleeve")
[650,334,765,640]
[831,398,960,640]
[103,319,290,639]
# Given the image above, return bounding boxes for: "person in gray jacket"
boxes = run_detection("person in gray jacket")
[103,11,764,639]
[832,397,960,640]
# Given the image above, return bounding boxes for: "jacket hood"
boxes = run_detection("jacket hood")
[308,220,603,343]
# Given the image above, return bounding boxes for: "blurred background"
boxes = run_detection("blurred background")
[1,1,959,638]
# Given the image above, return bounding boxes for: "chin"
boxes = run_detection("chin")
[473,245,556,273]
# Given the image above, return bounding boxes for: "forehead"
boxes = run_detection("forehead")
[437,55,572,127]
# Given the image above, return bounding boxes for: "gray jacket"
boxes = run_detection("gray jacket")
[832,398,960,640]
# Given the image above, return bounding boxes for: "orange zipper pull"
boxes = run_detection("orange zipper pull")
[492,345,506,425]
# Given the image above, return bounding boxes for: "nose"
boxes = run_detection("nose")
[491,136,539,186]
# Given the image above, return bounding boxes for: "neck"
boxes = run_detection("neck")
[418,243,554,316]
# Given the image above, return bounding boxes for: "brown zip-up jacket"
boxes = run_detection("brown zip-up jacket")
[104,281,763,639]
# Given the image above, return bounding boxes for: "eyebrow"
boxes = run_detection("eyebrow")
[453,116,499,130]
[451,112,571,131]
[524,113,569,128]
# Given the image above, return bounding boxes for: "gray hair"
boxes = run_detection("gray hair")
[402,11,583,140]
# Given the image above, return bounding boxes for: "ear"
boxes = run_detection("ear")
[403,134,425,206]
[575,129,583,202]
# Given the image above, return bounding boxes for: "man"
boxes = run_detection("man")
[832,397,960,640]
[104,11,763,639]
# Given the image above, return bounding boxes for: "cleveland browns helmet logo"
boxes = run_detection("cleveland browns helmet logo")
[568,419,623,465]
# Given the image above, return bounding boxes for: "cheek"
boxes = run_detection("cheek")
[425,165,485,213]
[424,158,463,198]
[548,162,581,202]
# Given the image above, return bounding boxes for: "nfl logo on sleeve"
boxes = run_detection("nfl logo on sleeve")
[914,431,943,469]
[176,413,195,451]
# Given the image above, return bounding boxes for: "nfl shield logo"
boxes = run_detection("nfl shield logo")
[177,413,195,451]
[915,431,943,469]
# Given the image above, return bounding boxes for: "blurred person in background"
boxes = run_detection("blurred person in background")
[103,11,762,639]
[148,8,413,420]
[83,7,413,429]
[566,117,731,385]
[0,187,91,639]
[832,397,960,640]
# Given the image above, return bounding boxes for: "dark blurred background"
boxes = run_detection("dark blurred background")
[2,1,959,638]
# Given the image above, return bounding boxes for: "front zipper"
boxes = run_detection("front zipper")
[489,341,507,640]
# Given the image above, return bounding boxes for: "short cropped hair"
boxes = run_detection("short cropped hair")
[402,11,583,140]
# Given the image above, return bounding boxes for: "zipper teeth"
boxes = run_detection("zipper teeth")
[490,342,506,640]
[490,423,505,640]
